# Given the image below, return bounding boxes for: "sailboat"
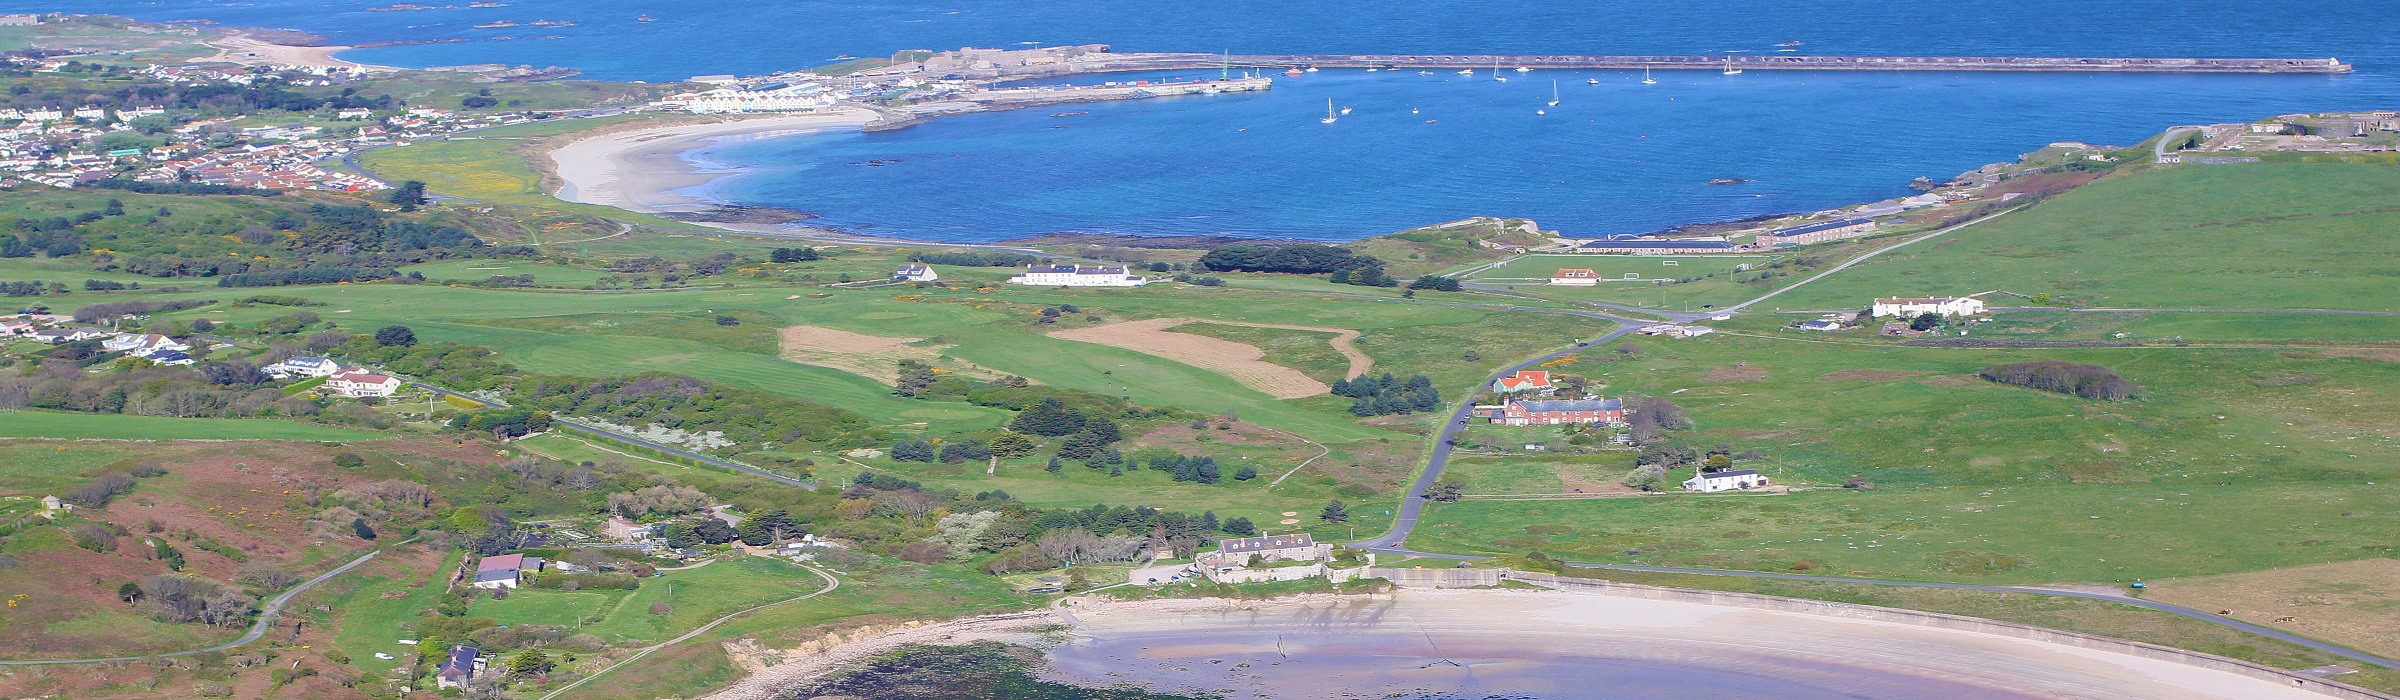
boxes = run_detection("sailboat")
[1642,67,1657,84]
[1547,80,1559,107]
[1320,99,1339,124]
[1722,57,1743,75]
[1492,57,1507,82]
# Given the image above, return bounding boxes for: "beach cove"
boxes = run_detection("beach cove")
[704,586,2373,700]
[547,108,879,229]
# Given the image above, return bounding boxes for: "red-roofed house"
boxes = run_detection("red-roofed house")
[1492,370,1554,394]
[1548,268,1599,286]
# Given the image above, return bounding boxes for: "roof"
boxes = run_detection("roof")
[1693,469,1759,479]
[1579,238,1734,250]
[1218,533,1314,554]
[1763,218,1875,238]
[1495,370,1552,390]
[1876,296,1969,304]
[476,553,524,574]
[895,264,930,273]
[439,646,479,677]
[278,355,334,367]
[1551,268,1596,278]
[329,370,396,383]
[1511,398,1624,413]
[1797,319,1844,330]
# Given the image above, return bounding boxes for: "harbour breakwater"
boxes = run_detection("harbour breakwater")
[889,46,2352,82]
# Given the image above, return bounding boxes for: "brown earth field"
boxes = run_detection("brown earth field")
[776,324,1008,385]
[2144,558,2400,659]
[1049,318,1367,399]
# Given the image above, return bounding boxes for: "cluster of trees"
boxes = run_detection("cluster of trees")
[1979,361,2140,401]
[1332,372,1442,416]
[1197,243,1373,274]
[6,195,492,283]
[1009,397,1127,458]
[61,466,165,508]
[889,438,995,464]
[1326,260,1397,287]
[1144,452,1235,484]
[0,280,66,297]
[769,247,821,263]
[120,573,256,629]
[1407,275,1462,292]
[0,360,385,424]
[906,249,1040,267]
[1625,395,1693,444]
[89,180,280,196]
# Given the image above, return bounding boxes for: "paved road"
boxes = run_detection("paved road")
[1720,207,2021,315]
[1353,317,1641,550]
[0,550,381,665]
[2157,125,2203,163]
[403,380,816,489]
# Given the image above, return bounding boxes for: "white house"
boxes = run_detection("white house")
[32,328,109,344]
[471,553,542,590]
[1548,268,1599,286]
[0,320,33,337]
[323,369,403,398]
[148,350,195,366]
[1006,264,1148,287]
[1683,469,1771,493]
[893,264,938,282]
[1872,296,1986,318]
[265,355,342,379]
[102,333,189,357]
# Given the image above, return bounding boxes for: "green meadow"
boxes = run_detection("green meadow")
[1768,163,2400,312]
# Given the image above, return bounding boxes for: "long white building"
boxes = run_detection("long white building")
[660,84,840,114]
[1006,264,1148,287]
[1872,296,1987,318]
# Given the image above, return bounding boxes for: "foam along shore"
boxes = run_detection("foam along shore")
[705,588,2366,700]
[548,108,879,219]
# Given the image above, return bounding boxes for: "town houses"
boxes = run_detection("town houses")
[1872,295,1988,318]
[1756,218,1877,248]
[1006,263,1149,287]
[1492,398,1626,426]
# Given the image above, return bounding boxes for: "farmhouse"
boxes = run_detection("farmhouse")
[1195,533,1349,584]
[435,646,483,689]
[323,369,403,398]
[892,264,939,282]
[101,333,189,357]
[1758,218,1877,247]
[1683,469,1771,493]
[1872,296,1987,318]
[471,553,542,589]
[1548,268,1599,286]
[32,328,107,344]
[1497,398,1625,426]
[1577,236,1738,255]
[1492,369,1555,393]
[1006,264,1148,287]
[265,355,341,379]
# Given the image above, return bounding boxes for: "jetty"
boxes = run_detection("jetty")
[1102,53,2352,75]
[857,46,2352,82]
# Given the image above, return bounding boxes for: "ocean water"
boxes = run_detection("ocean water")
[54,1,2400,241]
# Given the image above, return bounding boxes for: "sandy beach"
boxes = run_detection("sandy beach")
[192,34,394,72]
[707,588,2377,700]
[547,109,880,218]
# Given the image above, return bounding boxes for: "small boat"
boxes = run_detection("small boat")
[1536,109,1546,115]
[1587,77,1599,85]
[1410,108,1420,114]
[635,14,654,22]
[1722,57,1743,75]
[1642,67,1656,85]
[1779,40,1803,47]
[1304,66,1319,72]
[1515,66,1532,73]
[1339,107,1352,115]
[1548,80,1559,106]
[1457,68,1474,76]
[1366,67,1379,72]
[1285,67,1303,76]
[1320,98,1338,124]
[471,20,516,28]
[1708,178,1752,185]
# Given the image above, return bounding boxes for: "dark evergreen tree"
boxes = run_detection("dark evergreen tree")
[373,325,416,347]
[1046,457,1064,475]
[350,518,377,540]
[1320,500,1349,523]
[1233,465,1259,481]
[1009,397,1085,436]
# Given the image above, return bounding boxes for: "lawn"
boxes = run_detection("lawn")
[0,410,390,441]
[565,555,831,645]
[1767,163,2400,312]
[1402,327,2400,582]
[325,548,463,679]
[399,259,622,287]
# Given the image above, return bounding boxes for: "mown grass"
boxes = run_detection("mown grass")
[0,410,390,441]
[324,548,464,678]
[1769,163,2400,311]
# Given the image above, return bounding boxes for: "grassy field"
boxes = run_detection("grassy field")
[0,410,390,441]
[400,259,623,287]
[324,548,463,679]
[1400,325,2400,582]
[1768,163,2400,312]
[355,128,695,229]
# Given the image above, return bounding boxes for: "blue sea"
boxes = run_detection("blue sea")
[53,1,2400,241]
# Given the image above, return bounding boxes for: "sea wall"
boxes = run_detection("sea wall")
[1370,568,2391,700]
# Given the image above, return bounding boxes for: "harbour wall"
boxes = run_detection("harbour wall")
[1045,52,2352,75]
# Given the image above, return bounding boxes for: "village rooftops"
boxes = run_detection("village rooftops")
[1218,533,1314,555]
[1512,398,1624,412]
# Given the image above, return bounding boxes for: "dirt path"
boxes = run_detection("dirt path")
[1050,318,1367,399]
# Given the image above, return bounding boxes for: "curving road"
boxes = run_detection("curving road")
[0,550,381,665]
